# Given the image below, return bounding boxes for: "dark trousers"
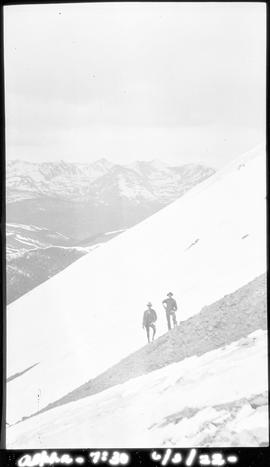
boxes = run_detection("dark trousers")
[145,323,156,343]
[166,310,177,330]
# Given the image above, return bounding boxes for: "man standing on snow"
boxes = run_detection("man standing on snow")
[162,292,178,330]
[142,302,157,343]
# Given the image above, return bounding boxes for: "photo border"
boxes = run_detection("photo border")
[1,1,269,465]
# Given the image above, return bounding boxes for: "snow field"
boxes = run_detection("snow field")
[7,145,266,425]
[7,330,268,448]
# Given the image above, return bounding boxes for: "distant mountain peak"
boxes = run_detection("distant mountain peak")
[6,158,216,207]
[127,159,168,172]
[149,159,169,170]
[92,157,113,168]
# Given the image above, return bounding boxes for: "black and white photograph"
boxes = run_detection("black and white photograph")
[4,2,267,448]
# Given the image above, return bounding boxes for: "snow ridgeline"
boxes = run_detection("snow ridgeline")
[7,144,266,429]
[7,158,214,203]
[7,330,268,448]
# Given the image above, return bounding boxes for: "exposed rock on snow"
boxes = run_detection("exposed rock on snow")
[36,273,266,415]
[7,145,267,445]
[6,224,127,304]
[7,330,268,448]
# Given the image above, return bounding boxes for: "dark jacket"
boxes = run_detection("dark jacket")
[143,308,157,327]
[162,297,177,313]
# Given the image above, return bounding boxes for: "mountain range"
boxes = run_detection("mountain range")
[6,144,267,447]
[6,159,215,303]
[7,159,215,240]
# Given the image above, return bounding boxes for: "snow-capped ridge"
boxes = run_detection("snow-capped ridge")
[7,157,215,204]
[7,144,266,427]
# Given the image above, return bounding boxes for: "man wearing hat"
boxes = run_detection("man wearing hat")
[142,302,157,343]
[162,292,178,330]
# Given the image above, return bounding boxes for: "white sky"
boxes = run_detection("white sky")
[4,2,266,168]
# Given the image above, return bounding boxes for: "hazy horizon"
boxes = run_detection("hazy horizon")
[6,144,263,171]
[4,3,266,169]
[6,155,215,168]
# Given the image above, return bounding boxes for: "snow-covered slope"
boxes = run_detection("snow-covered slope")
[7,144,266,425]
[7,330,268,448]
[6,223,127,304]
[40,272,266,415]
[6,223,71,259]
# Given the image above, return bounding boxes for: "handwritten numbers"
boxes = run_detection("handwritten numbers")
[211,454,225,466]
[151,449,197,466]
[199,454,211,466]
[89,452,101,464]
[171,453,182,464]
[151,451,162,462]
[108,452,129,466]
[89,451,129,466]
[150,450,237,466]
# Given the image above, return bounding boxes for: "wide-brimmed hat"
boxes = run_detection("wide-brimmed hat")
[167,292,173,296]
[147,302,152,306]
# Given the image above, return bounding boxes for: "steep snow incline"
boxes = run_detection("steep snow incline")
[6,223,127,304]
[7,145,266,424]
[7,330,268,448]
[37,273,266,415]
